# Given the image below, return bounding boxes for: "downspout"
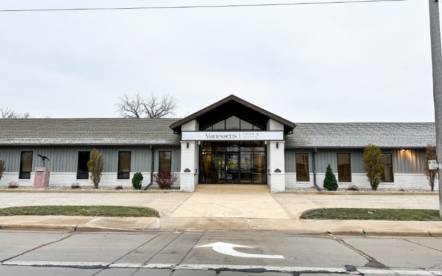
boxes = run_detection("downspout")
[144,146,155,190]
[313,149,321,191]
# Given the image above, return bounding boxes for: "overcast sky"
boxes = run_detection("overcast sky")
[0,0,438,122]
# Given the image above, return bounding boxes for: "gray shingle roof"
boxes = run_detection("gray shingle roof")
[285,123,436,149]
[0,119,435,148]
[0,118,181,146]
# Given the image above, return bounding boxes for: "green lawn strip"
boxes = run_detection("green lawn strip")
[301,208,442,221]
[0,206,159,217]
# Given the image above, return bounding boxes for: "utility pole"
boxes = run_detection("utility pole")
[429,0,442,217]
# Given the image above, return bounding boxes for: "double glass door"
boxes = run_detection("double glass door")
[199,141,267,184]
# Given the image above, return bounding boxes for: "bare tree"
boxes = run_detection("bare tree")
[142,94,178,118]
[0,108,31,119]
[116,94,178,119]
[115,94,144,118]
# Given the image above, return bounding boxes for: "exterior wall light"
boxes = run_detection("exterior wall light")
[187,142,189,149]
[276,142,279,149]
[402,149,405,152]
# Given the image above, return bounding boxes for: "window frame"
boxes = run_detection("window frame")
[381,153,394,183]
[159,151,172,173]
[337,153,352,182]
[77,151,90,180]
[117,151,131,179]
[295,153,310,182]
[19,151,33,179]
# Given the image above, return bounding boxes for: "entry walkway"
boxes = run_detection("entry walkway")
[169,185,290,219]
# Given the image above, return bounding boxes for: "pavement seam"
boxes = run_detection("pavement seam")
[177,232,205,266]
[270,193,297,219]
[142,232,183,265]
[206,192,219,217]
[165,193,193,217]
[92,234,161,276]
[0,233,75,263]
[403,238,442,253]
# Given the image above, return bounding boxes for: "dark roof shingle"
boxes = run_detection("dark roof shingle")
[0,119,435,148]
[285,123,435,149]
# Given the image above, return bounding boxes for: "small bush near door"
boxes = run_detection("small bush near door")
[132,172,144,190]
[323,164,338,191]
[153,172,178,190]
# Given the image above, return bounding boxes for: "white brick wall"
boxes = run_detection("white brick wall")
[180,120,199,192]
[284,172,440,191]
[266,119,285,192]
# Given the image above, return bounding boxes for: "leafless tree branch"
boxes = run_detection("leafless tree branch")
[115,94,144,118]
[116,94,178,119]
[0,108,32,119]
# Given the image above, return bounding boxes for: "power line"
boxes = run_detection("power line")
[0,0,406,13]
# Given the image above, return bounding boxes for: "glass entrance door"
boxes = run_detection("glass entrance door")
[199,141,267,184]
[226,153,239,183]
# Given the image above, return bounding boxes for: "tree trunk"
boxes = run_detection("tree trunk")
[429,0,442,216]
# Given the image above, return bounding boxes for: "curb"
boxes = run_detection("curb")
[0,190,189,194]
[0,224,77,231]
[279,192,439,196]
[1,223,441,236]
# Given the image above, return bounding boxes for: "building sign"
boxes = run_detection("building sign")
[181,131,283,141]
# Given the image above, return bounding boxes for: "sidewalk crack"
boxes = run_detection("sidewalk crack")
[328,234,388,269]
[1,233,75,263]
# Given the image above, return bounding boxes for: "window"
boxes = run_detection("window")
[226,116,240,130]
[77,151,90,179]
[296,153,310,182]
[199,116,266,131]
[337,153,351,182]
[381,154,394,182]
[118,151,131,179]
[19,151,33,179]
[159,151,172,172]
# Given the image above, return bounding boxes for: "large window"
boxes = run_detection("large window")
[118,151,131,179]
[159,151,172,172]
[19,151,33,179]
[296,153,310,182]
[381,153,394,182]
[77,151,90,179]
[337,153,351,182]
[201,116,265,131]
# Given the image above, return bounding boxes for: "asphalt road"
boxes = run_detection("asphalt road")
[0,230,441,276]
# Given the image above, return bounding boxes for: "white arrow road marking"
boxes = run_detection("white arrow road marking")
[195,242,284,259]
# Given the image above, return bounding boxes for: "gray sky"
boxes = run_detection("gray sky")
[0,0,437,122]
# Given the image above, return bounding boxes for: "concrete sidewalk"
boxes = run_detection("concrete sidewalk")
[0,185,440,235]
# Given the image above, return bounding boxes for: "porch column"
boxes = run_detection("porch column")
[180,120,199,192]
[267,119,286,192]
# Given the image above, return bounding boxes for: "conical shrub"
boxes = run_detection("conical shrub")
[323,164,338,191]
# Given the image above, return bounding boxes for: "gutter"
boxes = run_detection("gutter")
[312,149,321,192]
[144,146,155,190]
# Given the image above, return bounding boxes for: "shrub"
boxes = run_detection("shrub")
[424,144,437,191]
[87,148,104,189]
[8,182,19,189]
[115,185,123,190]
[362,144,383,191]
[0,152,5,182]
[323,164,338,191]
[132,172,144,190]
[71,183,81,189]
[346,185,359,191]
[153,172,178,190]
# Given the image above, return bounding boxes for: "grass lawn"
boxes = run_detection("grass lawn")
[301,208,442,221]
[0,206,159,217]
